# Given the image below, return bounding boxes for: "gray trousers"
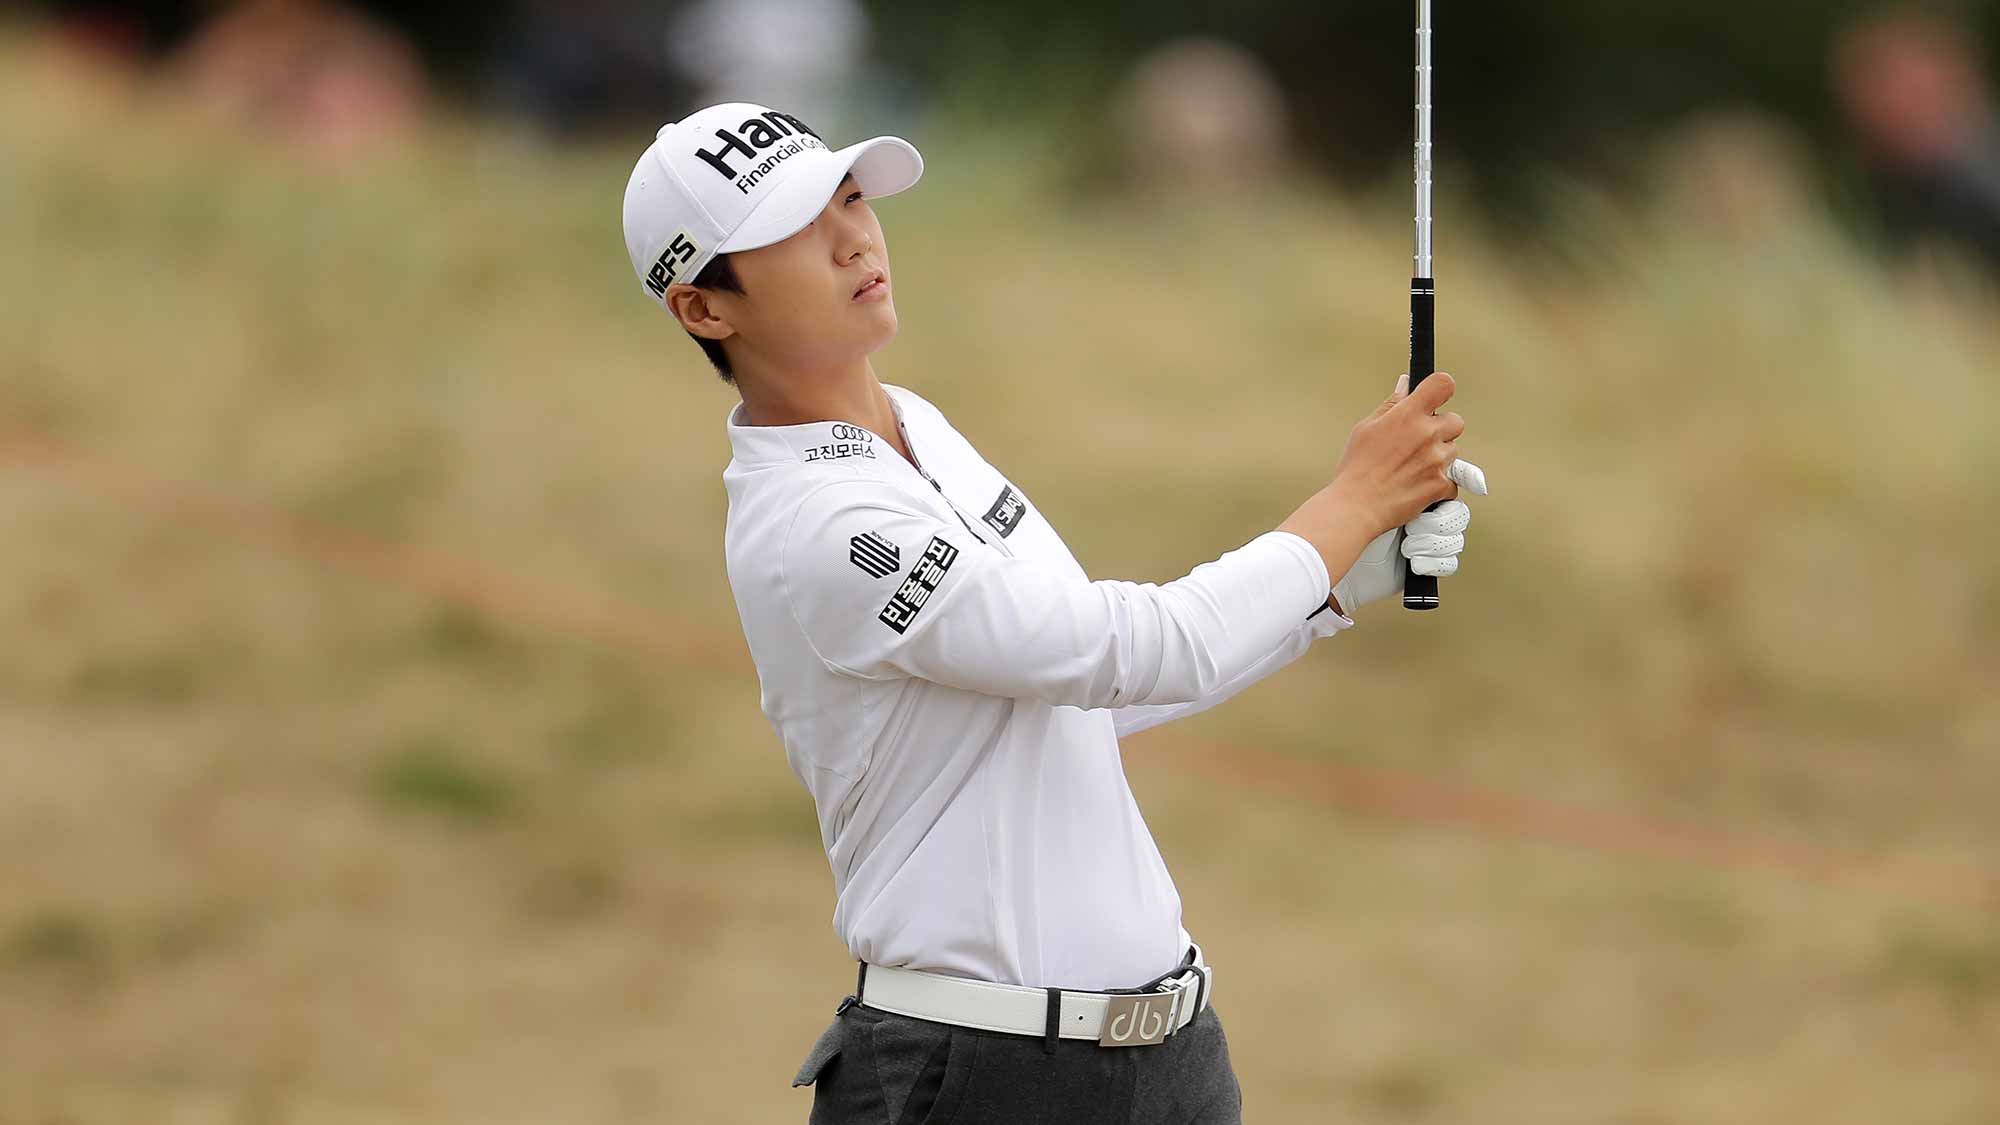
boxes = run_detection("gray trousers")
[792,998,1244,1124]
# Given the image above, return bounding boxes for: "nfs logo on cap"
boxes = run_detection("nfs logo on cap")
[645,229,702,300]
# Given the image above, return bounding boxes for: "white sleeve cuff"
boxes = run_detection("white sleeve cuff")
[1259,530,1355,637]
[1307,603,1356,636]
[1258,530,1334,611]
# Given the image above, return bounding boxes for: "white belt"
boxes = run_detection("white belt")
[848,943,1213,1049]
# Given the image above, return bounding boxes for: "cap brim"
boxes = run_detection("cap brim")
[717,136,924,254]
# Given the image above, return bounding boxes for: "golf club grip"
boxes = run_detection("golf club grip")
[1404,277,1441,611]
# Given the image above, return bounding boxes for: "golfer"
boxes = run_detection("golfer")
[621,103,1486,1124]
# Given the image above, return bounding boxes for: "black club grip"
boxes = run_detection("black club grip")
[1404,278,1440,611]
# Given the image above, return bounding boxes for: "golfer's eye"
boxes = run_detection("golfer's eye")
[845,190,865,205]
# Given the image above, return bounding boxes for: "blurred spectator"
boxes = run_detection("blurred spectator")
[165,0,426,161]
[1653,111,1814,243]
[1113,37,1290,191]
[44,0,200,62]
[668,0,869,129]
[487,0,694,135]
[1833,7,2000,270]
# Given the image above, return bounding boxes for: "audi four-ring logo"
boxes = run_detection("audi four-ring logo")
[830,424,871,441]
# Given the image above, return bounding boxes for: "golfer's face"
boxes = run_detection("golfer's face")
[727,174,897,367]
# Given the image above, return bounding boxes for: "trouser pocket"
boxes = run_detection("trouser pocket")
[868,1014,969,1125]
[792,1014,846,1088]
[802,1007,973,1125]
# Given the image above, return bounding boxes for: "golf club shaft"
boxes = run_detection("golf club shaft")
[1404,0,1441,611]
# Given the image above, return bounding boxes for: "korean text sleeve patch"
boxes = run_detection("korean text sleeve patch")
[878,536,958,634]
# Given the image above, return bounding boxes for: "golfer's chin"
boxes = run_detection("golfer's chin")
[854,300,899,350]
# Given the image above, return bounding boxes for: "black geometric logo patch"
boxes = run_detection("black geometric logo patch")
[849,531,900,579]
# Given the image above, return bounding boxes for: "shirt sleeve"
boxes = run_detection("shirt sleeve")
[778,479,1334,710]
[1108,604,1353,739]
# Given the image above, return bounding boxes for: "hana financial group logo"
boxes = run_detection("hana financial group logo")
[690,109,827,196]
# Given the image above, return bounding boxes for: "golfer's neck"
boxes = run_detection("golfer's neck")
[735,359,905,457]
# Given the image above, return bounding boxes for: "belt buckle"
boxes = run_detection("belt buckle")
[1097,977,1187,1048]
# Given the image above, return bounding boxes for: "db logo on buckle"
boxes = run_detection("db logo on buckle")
[1097,991,1178,1047]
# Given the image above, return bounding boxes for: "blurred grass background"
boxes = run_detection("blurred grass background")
[4,26,2000,1125]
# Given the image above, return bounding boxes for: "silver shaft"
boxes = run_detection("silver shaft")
[1414,0,1433,278]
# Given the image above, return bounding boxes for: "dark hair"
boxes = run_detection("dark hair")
[684,253,743,383]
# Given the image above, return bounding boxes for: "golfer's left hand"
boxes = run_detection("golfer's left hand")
[1330,459,1487,615]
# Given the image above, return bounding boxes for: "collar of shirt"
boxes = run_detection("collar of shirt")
[723,384,916,468]
[726,383,1017,555]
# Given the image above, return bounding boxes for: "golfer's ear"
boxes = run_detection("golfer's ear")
[668,284,734,341]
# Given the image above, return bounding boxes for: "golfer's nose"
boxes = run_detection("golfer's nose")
[836,223,872,265]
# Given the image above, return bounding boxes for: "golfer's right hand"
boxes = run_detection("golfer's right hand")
[1330,371,1470,533]
[1276,371,1479,599]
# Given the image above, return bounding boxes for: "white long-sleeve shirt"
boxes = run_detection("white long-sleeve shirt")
[721,381,1352,990]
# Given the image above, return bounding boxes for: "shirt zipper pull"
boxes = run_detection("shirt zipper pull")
[905,430,942,493]
[901,429,999,549]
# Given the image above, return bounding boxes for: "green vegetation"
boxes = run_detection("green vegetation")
[6,912,102,967]
[371,736,515,823]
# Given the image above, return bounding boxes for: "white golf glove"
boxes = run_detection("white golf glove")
[1331,459,1488,616]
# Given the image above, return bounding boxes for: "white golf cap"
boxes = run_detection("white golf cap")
[622,102,924,308]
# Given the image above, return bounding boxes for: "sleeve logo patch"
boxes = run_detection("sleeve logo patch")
[878,535,958,634]
[849,531,900,579]
[982,485,1026,538]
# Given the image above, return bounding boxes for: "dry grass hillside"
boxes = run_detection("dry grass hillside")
[3,39,1998,1125]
